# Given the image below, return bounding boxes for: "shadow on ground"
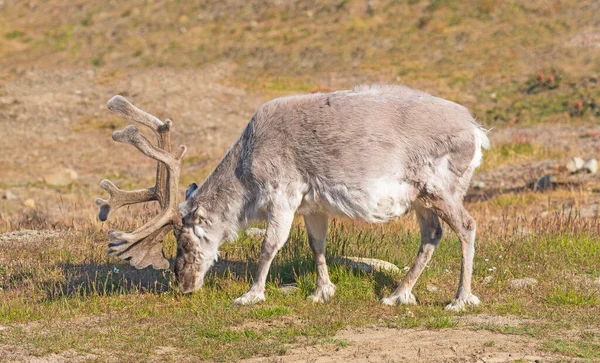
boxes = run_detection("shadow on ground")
[39,257,404,302]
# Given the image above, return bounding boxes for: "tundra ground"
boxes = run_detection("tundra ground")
[1,0,599,361]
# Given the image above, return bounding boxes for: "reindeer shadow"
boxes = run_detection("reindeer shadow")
[42,257,404,302]
[41,258,258,300]
[43,262,174,299]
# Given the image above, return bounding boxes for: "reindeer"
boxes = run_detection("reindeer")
[96,85,489,311]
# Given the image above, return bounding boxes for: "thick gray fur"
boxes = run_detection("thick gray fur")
[176,84,490,311]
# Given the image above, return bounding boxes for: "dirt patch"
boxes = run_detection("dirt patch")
[244,326,563,363]
[0,229,63,244]
[0,346,98,363]
[457,314,532,328]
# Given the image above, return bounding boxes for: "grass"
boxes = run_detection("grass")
[1,211,599,360]
[0,0,599,360]
[479,139,564,172]
[0,0,598,126]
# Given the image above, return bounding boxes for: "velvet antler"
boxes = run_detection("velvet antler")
[95,96,186,269]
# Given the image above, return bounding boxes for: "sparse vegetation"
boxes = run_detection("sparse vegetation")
[0,0,598,360]
[0,211,599,360]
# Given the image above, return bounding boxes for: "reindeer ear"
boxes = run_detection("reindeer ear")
[185,182,198,200]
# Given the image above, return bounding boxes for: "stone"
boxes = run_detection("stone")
[279,283,300,295]
[23,199,35,208]
[583,159,597,174]
[471,180,485,189]
[533,174,551,191]
[3,190,16,200]
[509,278,537,288]
[245,227,266,237]
[0,96,17,106]
[482,276,494,285]
[566,157,585,173]
[333,256,401,274]
[426,284,439,292]
[43,168,78,186]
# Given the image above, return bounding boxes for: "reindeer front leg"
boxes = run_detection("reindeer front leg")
[234,208,295,305]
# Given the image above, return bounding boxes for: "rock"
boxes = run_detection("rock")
[583,159,597,174]
[0,325,6,331]
[245,227,265,237]
[426,284,439,292]
[3,190,16,200]
[279,283,300,295]
[0,96,17,106]
[471,180,485,189]
[333,256,401,274]
[43,168,78,186]
[23,199,35,208]
[566,157,585,173]
[509,278,537,288]
[533,174,551,191]
[482,276,494,285]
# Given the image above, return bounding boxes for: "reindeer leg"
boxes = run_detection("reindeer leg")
[429,198,480,312]
[234,207,295,305]
[382,205,443,306]
[304,213,336,303]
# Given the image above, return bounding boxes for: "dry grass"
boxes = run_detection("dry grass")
[1,0,599,126]
[0,207,599,360]
[1,0,599,360]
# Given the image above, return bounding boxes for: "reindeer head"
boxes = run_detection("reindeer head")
[174,184,221,293]
[96,96,205,292]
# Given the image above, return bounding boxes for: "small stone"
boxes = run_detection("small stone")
[3,190,16,200]
[245,227,265,237]
[426,284,439,292]
[279,283,300,295]
[509,278,537,288]
[0,96,17,106]
[471,180,485,189]
[533,174,551,191]
[0,325,6,331]
[482,276,494,285]
[333,257,401,274]
[43,168,78,186]
[24,199,35,208]
[583,159,597,174]
[566,157,585,173]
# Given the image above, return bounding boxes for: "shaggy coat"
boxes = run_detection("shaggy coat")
[177,84,489,311]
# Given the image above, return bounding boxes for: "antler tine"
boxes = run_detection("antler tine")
[112,126,184,166]
[109,226,172,270]
[96,96,187,270]
[94,180,155,221]
[107,95,165,133]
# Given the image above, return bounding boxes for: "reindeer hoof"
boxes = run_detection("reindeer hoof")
[308,283,337,303]
[381,291,417,306]
[233,291,265,305]
[445,294,480,312]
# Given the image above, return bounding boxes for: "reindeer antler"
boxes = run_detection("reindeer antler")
[95,96,186,270]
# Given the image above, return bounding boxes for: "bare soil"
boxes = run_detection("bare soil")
[1,66,599,362]
[244,326,553,363]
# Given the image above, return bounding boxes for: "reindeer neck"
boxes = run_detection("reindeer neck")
[194,141,249,237]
